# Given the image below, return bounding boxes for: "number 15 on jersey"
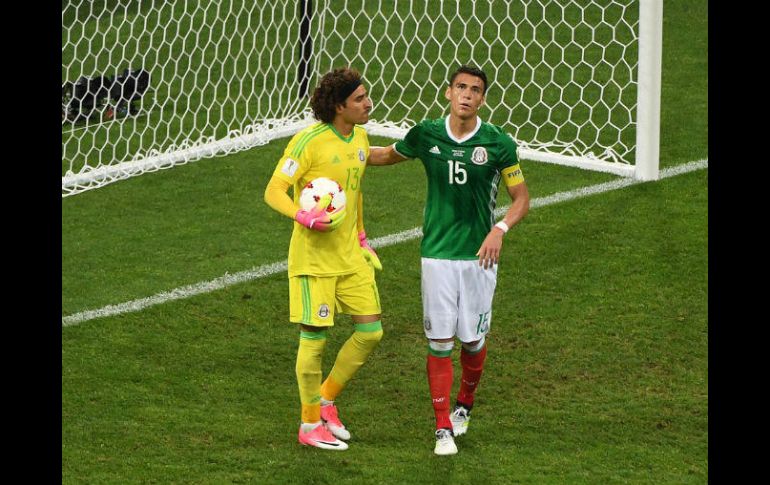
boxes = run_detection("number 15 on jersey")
[447,160,467,185]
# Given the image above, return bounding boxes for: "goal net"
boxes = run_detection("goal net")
[62,0,662,197]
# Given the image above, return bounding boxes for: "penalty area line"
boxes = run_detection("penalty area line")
[62,159,707,327]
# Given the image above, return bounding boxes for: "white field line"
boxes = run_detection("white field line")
[62,159,708,327]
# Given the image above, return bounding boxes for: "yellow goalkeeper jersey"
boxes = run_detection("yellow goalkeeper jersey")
[271,122,370,277]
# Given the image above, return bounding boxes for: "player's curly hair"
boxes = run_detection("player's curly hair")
[310,67,363,123]
[449,65,489,95]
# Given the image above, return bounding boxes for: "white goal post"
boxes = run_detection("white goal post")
[62,0,662,197]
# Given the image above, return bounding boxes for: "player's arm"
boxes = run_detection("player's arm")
[356,191,382,270]
[476,167,530,269]
[264,175,345,232]
[368,144,409,166]
[264,176,300,218]
[370,123,423,166]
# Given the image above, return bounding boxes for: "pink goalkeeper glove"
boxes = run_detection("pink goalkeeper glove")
[295,194,346,232]
[358,231,382,270]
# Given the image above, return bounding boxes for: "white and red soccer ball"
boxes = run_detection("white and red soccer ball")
[299,177,346,213]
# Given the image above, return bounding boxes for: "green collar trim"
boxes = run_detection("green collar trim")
[329,124,355,143]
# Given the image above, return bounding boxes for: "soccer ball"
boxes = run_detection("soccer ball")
[299,177,346,212]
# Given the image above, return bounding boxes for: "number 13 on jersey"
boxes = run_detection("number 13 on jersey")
[346,167,360,190]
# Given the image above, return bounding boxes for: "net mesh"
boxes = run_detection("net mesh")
[62,0,640,197]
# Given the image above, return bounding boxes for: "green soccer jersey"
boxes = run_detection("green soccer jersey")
[394,116,523,260]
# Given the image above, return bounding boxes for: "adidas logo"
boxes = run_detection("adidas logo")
[429,146,441,154]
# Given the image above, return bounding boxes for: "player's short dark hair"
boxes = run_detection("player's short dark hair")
[449,65,488,95]
[310,67,363,123]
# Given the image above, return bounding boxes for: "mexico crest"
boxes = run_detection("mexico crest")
[318,304,330,318]
[471,146,488,165]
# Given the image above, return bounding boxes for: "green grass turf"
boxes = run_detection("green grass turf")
[62,167,707,483]
[62,0,707,482]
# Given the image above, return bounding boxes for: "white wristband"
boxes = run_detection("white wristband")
[494,221,509,234]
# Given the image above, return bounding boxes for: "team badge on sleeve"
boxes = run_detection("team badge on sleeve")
[281,157,300,177]
[471,147,488,165]
[318,304,330,318]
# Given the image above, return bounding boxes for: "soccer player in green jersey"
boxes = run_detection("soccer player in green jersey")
[264,67,384,451]
[369,65,530,455]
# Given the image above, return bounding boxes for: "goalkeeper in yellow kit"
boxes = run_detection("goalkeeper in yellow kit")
[263,67,383,451]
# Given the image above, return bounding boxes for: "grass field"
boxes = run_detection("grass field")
[62,1,707,483]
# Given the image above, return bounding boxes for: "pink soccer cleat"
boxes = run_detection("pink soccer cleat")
[297,423,348,451]
[321,403,351,441]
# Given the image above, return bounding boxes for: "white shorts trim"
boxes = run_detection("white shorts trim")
[421,257,497,342]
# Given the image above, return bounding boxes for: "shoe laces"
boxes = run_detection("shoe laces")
[452,406,469,418]
[435,428,454,440]
[309,423,337,441]
[322,404,343,426]
[322,403,339,418]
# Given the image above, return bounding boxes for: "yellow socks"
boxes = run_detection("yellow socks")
[296,330,327,423]
[297,322,383,422]
[321,321,383,401]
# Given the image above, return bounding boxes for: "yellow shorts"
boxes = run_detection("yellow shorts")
[289,265,381,326]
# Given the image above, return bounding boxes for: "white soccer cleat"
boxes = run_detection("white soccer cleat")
[298,423,348,451]
[434,428,458,455]
[321,403,351,441]
[450,405,471,436]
